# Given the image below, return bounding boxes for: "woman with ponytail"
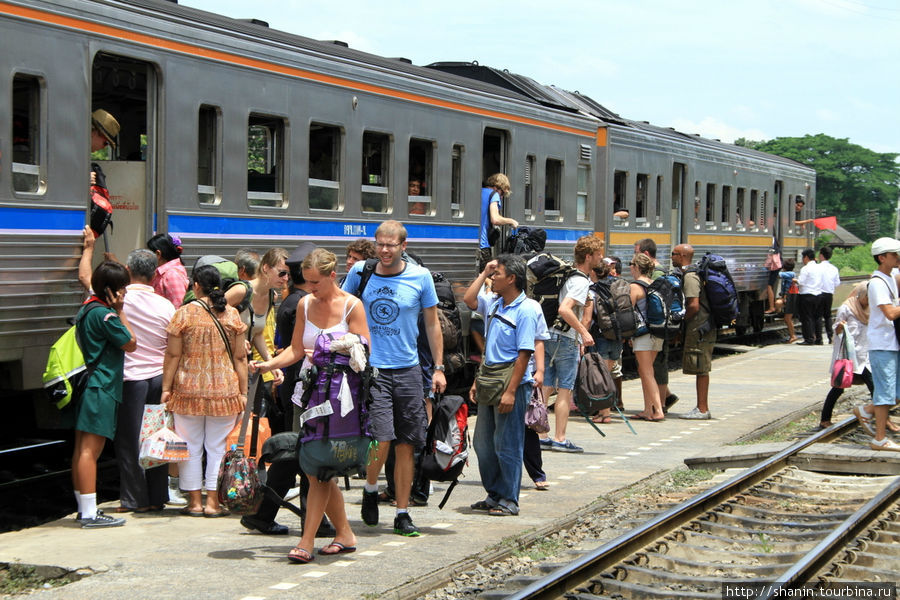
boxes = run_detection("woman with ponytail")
[162,265,248,516]
[147,233,188,306]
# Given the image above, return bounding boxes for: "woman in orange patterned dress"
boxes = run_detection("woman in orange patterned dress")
[161,265,248,517]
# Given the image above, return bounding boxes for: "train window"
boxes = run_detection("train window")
[705,183,716,229]
[12,74,43,194]
[576,164,589,222]
[545,158,562,221]
[247,114,285,208]
[524,155,535,220]
[361,131,390,213]
[636,174,649,226]
[482,128,507,181]
[760,191,768,232]
[451,144,464,218]
[408,138,433,216]
[693,181,701,229]
[750,189,759,231]
[197,105,220,206]
[655,176,663,228]
[309,123,342,211]
[736,188,746,230]
[613,171,628,226]
[721,185,732,230]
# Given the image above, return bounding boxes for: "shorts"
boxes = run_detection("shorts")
[632,333,663,353]
[767,270,779,288]
[784,294,798,315]
[593,337,623,361]
[367,366,427,447]
[76,385,119,440]
[868,349,900,407]
[682,328,716,375]
[544,333,579,390]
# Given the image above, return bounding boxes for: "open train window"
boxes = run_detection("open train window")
[309,123,341,211]
[362,131,390,213]
[545,158,562,221]
[482,128,507,182]
[705,183,716,229]
[524,155,535,220]
[721,185,732,230]
[247,114,285,208]
[613,171,628,226]
[760,191,769,232]
[451,144,463,218]
[577,164,590,222]
[197,105,220,206]
[636,174,649,226]
[693,182,701,230]
[12,74,43,194]
[736,188,746,230]
[750,190,759,232]
[655,176,663,228]
[408,138,433,216]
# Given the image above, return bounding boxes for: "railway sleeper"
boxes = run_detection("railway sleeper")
[774,475,896,492]
[827,564,900,582]
[706,510,845,531]
[659,542,807,564]
[721,502,855,522]
[674,530,817,553]
[613,563,798,584]
[841,549,900,570]
[687,519,833,541]
[637,551,794,577]
[751,482,875,501]
[743,487,867,505]
[586,570,781,597]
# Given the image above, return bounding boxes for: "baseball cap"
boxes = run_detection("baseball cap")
[286,242,317,266]
[871,237,900,256]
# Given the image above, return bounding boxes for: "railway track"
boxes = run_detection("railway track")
[485,415,899,600]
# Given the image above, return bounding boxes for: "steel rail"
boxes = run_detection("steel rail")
[504,415,859,600]
[758,474,900,600]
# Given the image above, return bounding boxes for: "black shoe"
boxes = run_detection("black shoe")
[815,340,824,345]
[393,513,420,537]
[361,490,379,527]
[799,341,814,346]
[240,515,289,535]
[663,394,679,414]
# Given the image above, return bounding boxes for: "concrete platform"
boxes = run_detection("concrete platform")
[0,342,856,599]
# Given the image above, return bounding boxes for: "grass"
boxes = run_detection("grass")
[512,537,563,561]
[756,533,774,554]
[669,468,717,489]
[0,564,70,595]
[734,412,821,445]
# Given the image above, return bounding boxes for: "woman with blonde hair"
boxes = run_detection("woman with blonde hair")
[247,248,288,386]
[629,253,665,421]
[254,248,369,563]
[478,173,518,273]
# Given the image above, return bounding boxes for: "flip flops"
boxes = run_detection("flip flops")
[288,546,314,564]
[319,541,357,555]
[179,507,204,517]
[534,481,550,491]
[203,509,230,518]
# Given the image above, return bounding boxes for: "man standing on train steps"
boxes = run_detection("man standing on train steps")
[673,244,715,420]
[342,220,446,536]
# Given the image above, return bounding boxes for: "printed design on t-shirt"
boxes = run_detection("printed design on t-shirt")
[368,285,400,334]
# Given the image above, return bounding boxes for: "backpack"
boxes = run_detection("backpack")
[575,352,617,414]
[694,253,739,327]
[503,227,547,256]
[416,394,469,509]
[431,272,466,376]
[183,256,253,312]
[89,163,113,239]
[635,276,684,339]
[295,331,374,481]
[42,303,104,410]
[526,253,588,331]
[590,277,637,341]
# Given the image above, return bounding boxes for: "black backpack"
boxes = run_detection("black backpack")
[503,227,547,256]
[416,394,469,509]
[694,253,739,327]
[590,277,637,341]
[526,253,588,332]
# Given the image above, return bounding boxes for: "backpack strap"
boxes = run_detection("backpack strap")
[73,301,110,376]
[354,258,379,299]
[191,300,234,365]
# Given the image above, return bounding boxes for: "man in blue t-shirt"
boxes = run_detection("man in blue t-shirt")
[342,220,446,536]
[478,173,518,273]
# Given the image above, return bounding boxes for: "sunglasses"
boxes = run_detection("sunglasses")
[277,270,289,277]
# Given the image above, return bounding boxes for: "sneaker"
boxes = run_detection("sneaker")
[393,513,420,537]
[538,437,553,451]
[361,490,379,527]
[680,407,711,420]
[80,510,126,529]
[550,439,583,453]
[283,486,301,502]
[240,515,289,535]
[167,476,188,506]
[663,394,679,414]
[870,438,900,452]
[853,405,876,436]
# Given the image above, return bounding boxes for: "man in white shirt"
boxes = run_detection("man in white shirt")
[818,246,842,344]
[855,238,900,451]
[797,248,825,345]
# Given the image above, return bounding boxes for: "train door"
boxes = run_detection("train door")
[90,52,157,265]
[482,128,508,182]
[670,162,686,247]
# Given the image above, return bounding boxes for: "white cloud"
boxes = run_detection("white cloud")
[669,116,769,144]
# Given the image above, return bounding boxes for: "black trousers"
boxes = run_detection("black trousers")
[114,375,169,509]
[522,428,546,483]
[819,293,834,342]
[254,456,299,523]
[799,294,824,343]
[821,368,873,423]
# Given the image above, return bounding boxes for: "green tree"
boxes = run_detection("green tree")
[735,134,899,239]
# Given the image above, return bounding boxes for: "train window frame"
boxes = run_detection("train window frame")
[705,183,716,230]
[544,158,563,221]
[451,144,464,219]
[11,73,46,196]
[361,130,392,214]
[635,173,649,227]
[655,175,664,228]
[735,187,747,231]
[576,163,590,223]
[407,138,434,217]
[197,105,221,207]
[760,191,769,233]
[309,122,343,212]
[750,189,759,232]
[247,113,287,209]
[693,181,701,230]
[524,154,536,221]
[720,185,732,231]
[613,170,628,227]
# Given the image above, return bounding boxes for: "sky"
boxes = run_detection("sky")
[180,0,899,154]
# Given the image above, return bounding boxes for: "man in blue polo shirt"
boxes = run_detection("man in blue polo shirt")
[463,255,541,516]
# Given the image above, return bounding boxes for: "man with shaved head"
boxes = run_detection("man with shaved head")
[672,244,715,420]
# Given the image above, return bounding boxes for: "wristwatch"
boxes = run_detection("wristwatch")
[434,365,445,372]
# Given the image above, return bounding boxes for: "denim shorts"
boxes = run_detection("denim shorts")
[592,337,623,361]
[544,333,579,390]
[869,349,900,407]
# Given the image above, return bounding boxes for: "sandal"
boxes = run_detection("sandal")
[489,505,517,516]
[591,415,612,424]
[179,507,205,517]
[319,541,357,555]
[470,500,494,511]
[534,481,550,491]
[287,546,314,564]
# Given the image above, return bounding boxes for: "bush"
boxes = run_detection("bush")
[830,243,873,276]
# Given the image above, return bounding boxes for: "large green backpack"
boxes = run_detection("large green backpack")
[182,255,253,312]
[42,303,103,410]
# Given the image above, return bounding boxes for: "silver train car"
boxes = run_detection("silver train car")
[0,0,814,424]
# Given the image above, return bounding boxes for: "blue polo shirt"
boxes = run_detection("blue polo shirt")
[477,291,540,371]
[479,290,547,385]
[479,188,501,249]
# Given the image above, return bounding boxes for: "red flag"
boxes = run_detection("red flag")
[813,216,837,230]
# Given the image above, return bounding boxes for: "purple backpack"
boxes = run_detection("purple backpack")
[298,331,371,444]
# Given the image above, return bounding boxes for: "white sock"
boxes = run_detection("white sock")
[81,493,97,519]
[859,406,873,419]
[74,491,83,514]
[396,508,408,515]
[364,483,378,493]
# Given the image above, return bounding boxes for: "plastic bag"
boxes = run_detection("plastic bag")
[139,427,189,469]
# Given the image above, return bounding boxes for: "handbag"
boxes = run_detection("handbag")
[475,361,516,406]
[830,334,854,389]
[764,250,782,271]
[525,386,550,433]
[138,404,175,469]
[217,377,265,514]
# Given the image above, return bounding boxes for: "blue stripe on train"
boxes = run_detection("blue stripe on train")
[0,206,84,231]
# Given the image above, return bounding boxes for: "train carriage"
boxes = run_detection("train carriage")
[1,0,814,435]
